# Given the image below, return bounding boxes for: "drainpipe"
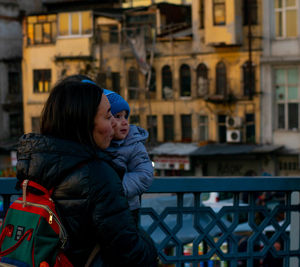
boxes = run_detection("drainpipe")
[248,0,253,100]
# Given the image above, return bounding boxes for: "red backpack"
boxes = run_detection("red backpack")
[0,179,73,267]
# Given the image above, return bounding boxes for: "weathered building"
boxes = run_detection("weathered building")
[261,0,300,176]
[0,0,42,176]
[21,0,286,177]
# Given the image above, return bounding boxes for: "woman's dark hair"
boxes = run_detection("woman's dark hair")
[41,76,103,147]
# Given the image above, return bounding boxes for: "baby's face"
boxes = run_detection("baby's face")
[113,110,129,140]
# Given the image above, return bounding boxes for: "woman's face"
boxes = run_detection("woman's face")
[93,95,116,149]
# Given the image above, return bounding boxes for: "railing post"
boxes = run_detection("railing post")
[290,192,300,267]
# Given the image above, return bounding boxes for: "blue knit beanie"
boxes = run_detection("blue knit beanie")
[103,89,130,118]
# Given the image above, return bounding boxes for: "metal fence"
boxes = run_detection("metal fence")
[1,177,300,267]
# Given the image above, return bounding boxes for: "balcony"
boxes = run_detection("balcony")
[1,177,300,266]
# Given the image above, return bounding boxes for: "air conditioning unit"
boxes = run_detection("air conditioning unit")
[226,116,243,128]
[226,130,241,143]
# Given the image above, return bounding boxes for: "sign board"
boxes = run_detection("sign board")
[153,156,190,170]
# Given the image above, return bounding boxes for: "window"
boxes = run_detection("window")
[109,26,119,43]
[243,61,256,96]
[10,113,23,137]
[279,157,298,171]
[96,72,107,88]
[33,69,51,93]
[213,0,226,25]
[197,63,209,97]
[146,67,156,99]
[199,115,208,141]
[216,61,227,95]
[58,11,92,37]
[243,0,258,25]
[246,113,255,143]
[112,72,121,94]
[27,14,57,45]
[199,0,205,29]
[147,115,157,144]
[275,0,297,38]
[8,72,20,94]
[181,115,192,142]
[163,115,174,142]
[180,64,191,97]
[275,68,299,130]
[98,25,119,44]
[130,115,140,125]
[162,65,173,99]
[218,115,227,143]
[31,117,40,133]
[128,67,139,100]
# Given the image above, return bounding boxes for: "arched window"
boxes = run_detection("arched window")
[146,67,156,99]
[216,61,227,95]
[197,63,209,97]
[180,64,191,97]
[242,61,255,96]
[128,66,138,100]
[162,65,173,99]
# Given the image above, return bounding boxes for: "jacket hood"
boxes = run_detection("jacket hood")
[16,133,110,189]
[110,125,148,147]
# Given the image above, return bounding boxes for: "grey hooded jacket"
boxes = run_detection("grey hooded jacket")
[106,125,154,210]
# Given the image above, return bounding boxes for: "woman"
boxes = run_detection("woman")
[16,77,158,266]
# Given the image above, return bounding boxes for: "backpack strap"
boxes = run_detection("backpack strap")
[84,244,101,267]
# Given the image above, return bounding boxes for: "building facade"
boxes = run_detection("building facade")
[22,0,286,177]
[261,0,300,176]
[0,0,42,176]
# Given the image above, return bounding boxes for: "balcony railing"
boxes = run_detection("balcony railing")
[1,177,300,267]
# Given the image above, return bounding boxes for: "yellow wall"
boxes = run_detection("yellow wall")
[22,1,262,145]
[22,45,56,133]
[205,0,243,45]
[122,0,192,8]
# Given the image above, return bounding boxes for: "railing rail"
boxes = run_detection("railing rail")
[1,177,300,267]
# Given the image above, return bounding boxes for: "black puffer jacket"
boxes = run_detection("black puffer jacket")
[16,133,158,267]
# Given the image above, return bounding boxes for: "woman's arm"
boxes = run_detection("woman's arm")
[89,161,157,266]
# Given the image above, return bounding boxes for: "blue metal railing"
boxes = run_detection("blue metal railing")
[1,177,300,267]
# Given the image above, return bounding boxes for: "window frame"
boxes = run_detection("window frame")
[216,61,227,95]
[9,113,23,138]
[197,63,209,97]
[163,115,174,142]
[147,115,158,143]
[199,115,209,141]
[128,66,139,100]
[218,114,227,143]
[162,65,173,99]
[58,11,93,38]
[33,69,51,93]
[27,14,57,45]
[275,67,300,131]
[274,0,298,39]
[180,64,191,97]
[146,67,156,99]
[8,71,21,95]
[181,114,192,142]
[213,0,226,26]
